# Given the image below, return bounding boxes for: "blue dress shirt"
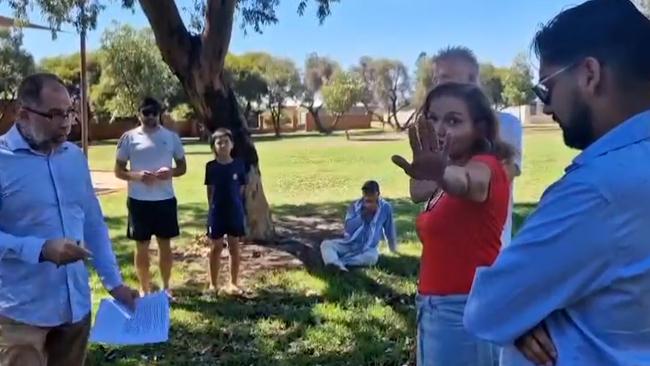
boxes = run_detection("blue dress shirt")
[0,125,122,327]
[465,110,650,365]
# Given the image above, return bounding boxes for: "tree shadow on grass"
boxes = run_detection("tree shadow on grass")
[87,285,413,366]
[90,198,538,366]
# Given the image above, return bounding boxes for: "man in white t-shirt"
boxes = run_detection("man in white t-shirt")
[114,97,187,296]
[410,46,523,247]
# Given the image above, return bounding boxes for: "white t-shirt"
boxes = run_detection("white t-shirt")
[498,112,523,248]
[116,126,185,201]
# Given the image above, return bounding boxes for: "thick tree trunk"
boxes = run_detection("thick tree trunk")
[139,0,275,240]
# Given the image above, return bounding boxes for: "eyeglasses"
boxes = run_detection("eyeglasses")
[532,63,576,105]
[24,106,77,121]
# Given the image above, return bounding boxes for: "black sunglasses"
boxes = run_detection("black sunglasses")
[24,106,77,121]
[531,63,576,105]
[140,108,160,117]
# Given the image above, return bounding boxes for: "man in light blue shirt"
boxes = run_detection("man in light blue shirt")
[321,180,397,272]
[464,1,650,365]
[0,73,137,365]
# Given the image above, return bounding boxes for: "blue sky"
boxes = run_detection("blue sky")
[1,0,587,71]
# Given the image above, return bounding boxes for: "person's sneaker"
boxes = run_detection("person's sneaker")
[337,264,349,272]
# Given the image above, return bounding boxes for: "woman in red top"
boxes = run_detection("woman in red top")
[393,83,513,366]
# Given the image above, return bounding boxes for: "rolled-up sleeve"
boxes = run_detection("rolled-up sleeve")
[82,160,123,291]
[464,178,618,345]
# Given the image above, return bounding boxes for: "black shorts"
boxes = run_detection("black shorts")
[127,197,180,242]
[207,206,246,239]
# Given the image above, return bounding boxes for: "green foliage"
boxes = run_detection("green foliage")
[502,53,536,107]
[226,52,269,112]
[1,1,339,36]
[479,63,509,109]
[321,71,363,117]
[96,23,180,117]
[0,30,35,100]
[261,56,301,135]
[39,52,101,86]
[170,103,195,121]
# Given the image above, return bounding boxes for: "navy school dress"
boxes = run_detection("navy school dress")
[204,158,247,238]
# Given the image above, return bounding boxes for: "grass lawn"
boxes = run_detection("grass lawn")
[85,127,575,366]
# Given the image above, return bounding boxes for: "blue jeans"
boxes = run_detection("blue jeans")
[416,294,499,366]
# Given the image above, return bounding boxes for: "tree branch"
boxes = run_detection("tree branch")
[138,0,192,74]
[202,0,237,76]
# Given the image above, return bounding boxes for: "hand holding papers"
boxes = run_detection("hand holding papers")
[90,291,170,345]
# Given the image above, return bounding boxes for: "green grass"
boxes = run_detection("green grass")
[85,128,575,365]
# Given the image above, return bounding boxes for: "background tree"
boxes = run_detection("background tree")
[352,56,385,126]
[321,70,363,131]
[96,24,180,117]
[373,58,411,130]
[225,52,268,123]
[4,0,340,241]
[502,53,535,107]
[39,52,101,87]
[479,63,508,109]
[0,30,35,120]
[300,52,339,134]
[353,57,411,130]
[413,52,434,108]
[0,30,35,100]
[262,57,301,137]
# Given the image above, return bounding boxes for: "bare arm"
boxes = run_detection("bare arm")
[114,160,142,182]
[173,157,187,177]
[440,161,492,203]
[409,179,439,203]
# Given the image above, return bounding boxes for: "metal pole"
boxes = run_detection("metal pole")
[79,6,89,156]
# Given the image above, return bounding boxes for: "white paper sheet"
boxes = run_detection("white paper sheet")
[90,291,170,345]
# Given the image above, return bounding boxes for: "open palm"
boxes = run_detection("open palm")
[391,117,450,182]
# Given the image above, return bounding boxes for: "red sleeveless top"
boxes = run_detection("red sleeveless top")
[416,154,510,295]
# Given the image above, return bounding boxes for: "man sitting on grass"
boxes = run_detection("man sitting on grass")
[320,181,397,272]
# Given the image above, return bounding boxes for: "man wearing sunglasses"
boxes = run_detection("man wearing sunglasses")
[463,0,650,365]
[0,73,138,365]
[115,97,186,298]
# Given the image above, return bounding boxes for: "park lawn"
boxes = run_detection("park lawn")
[85,127,575,365]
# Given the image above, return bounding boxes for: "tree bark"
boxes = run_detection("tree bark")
[139,0,275,240]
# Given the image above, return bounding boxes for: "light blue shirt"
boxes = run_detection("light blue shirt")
[0,125,122,327]
[465,110,650,366]
[116,126,185,201]
[343,198,397,254]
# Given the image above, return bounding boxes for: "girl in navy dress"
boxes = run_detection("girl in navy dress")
[205,128,247,295]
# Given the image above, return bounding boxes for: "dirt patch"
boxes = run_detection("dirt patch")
[92,170,127,195]
[170,212,345,291]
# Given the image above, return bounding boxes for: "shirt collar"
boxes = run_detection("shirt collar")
[2,123,69,155]
[4,124,32,152]
[569,109,650,170]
